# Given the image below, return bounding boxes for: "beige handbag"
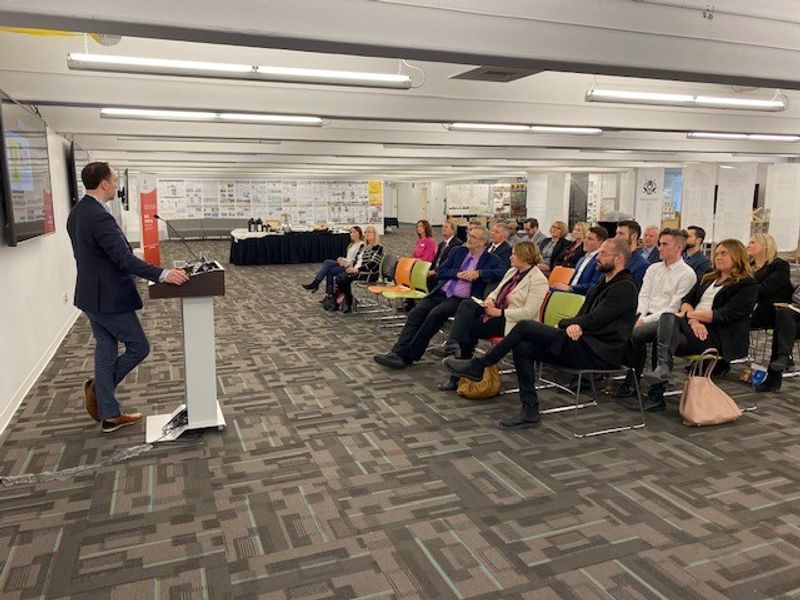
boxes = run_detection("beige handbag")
[457,365,501,399]
[679,349,742,427]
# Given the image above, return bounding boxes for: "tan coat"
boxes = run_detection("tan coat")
[486,266,549,335]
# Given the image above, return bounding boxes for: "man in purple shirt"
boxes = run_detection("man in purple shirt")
[374,226,504,369]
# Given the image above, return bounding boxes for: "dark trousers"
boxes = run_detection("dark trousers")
[628,320,659,379]
[335,271,377,302]
[449,299,505,357]
[393,292,464,362]
[655,313,718,372]
[770,308,800,371]
[86,311,151,419]
[480,320,613,411]
[315,259,346,294]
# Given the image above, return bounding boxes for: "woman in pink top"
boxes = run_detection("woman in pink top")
[412,220,436,262]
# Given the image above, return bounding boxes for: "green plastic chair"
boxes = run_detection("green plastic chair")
[542,291,585,327]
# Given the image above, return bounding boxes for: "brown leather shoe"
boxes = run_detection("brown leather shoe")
[101,412,144,433]
[84,379,100,422]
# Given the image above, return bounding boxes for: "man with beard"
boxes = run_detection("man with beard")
[683,226,712,281]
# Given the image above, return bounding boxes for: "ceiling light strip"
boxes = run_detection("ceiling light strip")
[688,131,800,142]
[100,107,322,126]
[67,53,412,89]
[586,89,787,112]
[447,122,602,135]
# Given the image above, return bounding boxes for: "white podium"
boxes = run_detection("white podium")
[146,261,226,442]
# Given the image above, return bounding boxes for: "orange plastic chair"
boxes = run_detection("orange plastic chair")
[548,266,574,287]
[368,256,416,296]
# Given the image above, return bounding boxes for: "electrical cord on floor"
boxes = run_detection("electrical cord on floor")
[0,420,204,488]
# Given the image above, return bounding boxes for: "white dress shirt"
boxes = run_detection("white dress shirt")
[637,258,697,323]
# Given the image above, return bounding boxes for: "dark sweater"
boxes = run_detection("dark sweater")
[751,258,794,328]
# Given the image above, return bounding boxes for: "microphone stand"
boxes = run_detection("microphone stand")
[153,214,209,273]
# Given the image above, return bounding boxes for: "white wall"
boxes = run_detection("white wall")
[383,182,397,218]
[0,130,79,434]
[396,182,425,224]
[428,182,447,225]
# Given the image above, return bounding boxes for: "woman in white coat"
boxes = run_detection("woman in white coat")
[436,241,549,390]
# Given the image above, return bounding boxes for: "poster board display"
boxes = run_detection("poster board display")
[715,163,756,243]
[765,164,800,252]
[446,184,491,215]
[635,168,665,228]
[681,164,717,242]
[155,178,382,229]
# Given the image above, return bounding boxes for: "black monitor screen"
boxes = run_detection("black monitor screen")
[0,94,54,245]
[66,142,89,208]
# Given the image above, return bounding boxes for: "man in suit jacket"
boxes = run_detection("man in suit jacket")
[551,226,608,295]
[374,225,504,369]
[637,225,661,265]
[427,220,463,289]
[485,222,512,269]
[67,162,189,433]
[616,220,649,289]
[444,237,638,429]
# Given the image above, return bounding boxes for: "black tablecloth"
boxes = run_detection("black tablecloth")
[229,232,351,265]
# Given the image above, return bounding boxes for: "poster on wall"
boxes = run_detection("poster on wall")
[635,168,665,227]
[766,164,800,251]
[715,163,756,243]
[681,164,716,241]
[445,184,490,215]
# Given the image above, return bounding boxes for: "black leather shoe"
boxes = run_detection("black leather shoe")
[373,352,408,369]
[431,343,458,359]
[443,357,485,381]
[611,383,636,399]
[643,366,672,386]
[626,397,666,412]
[437,376,459,391]
[756,369,783,393]
[302,280,321,292]
[341,302,353,314]
[497,409,541,429]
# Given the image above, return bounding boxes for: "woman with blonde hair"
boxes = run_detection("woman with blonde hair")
[554,221,588,268]
[642,239,758,411]
[746,233,793,329]
[537,220,570,276]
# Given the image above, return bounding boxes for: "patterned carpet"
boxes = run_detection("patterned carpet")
[1,227,800,599]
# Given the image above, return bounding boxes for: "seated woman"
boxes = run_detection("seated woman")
[412,219,436,262]
[554,221,588,268]
[746,233,793,329]
[334,225,384,313]
[758,302,800,392]
[302,226,365,298]
[435,241,549,390]
[537,220,570,277]
[642,239,758,411]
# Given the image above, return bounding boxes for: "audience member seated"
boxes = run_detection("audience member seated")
[508,221,526,246]
[302,226,365,296]
[637,225,661,265]
[683,225,712,281]
[758,301,800,392]
[432,241,549,390]
[554,221,588,268]
[443,237,638,430]
[642,239,758,411]
[611,228,696,405]
[412,219,436,262]
[522,218,546,245]
[747,233,794,329]
[427,220,463,289]
[373,226,504,370]
[615,220,649,289]
[537,220,570,277]
[334,225,384,313]
[550,226,608,295]
[486,222,512,268]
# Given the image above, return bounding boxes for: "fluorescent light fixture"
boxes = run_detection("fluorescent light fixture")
[446,123,602,135]
[101,107,322,126]
[68,53,412,89]
[688,131,800,142]
[719,165,736,169]
[586,88,787,112]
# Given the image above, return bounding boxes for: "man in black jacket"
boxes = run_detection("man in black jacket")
[427,220,463,290]
[67,162,189,433]
[444,237,638,429]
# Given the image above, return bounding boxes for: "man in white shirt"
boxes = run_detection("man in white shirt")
[613,228,696,408]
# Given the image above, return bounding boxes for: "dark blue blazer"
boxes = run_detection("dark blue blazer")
[626,251,650,290]
[486,240,512,269]
[433,246,504,298]
[569,253,603,295]
[67,195,163,314]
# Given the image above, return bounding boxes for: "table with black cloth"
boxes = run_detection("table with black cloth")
[229,231,350,265]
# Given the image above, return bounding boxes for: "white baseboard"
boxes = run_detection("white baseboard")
[0,309,80,436]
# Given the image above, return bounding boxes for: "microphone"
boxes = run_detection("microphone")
[153,214,206,268]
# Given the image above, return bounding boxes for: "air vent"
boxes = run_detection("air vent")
[451,66,542,83]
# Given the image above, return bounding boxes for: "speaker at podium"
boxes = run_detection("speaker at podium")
[146,259,226,442]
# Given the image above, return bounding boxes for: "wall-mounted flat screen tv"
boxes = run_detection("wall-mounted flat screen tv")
[0,93,54,246]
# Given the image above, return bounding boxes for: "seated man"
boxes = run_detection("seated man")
[757,301,800,392]
[683,225,712,282]
[427,219,463,289]
[611,228,696,407]
[486,222,512,269]
[374,225,504,369]
[444,238,639,429]
[550,225,607,295]
[616,220,650,289]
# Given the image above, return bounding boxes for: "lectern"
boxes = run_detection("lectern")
[146,260,226,442]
